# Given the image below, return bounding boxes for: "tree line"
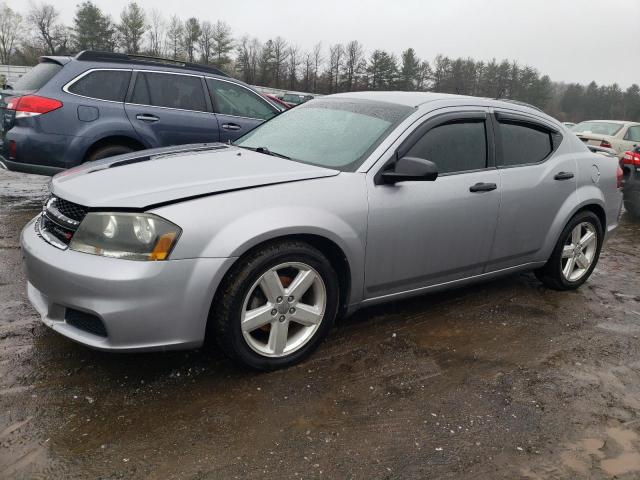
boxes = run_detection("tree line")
[1,1,638,123]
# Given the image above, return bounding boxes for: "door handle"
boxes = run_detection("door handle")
[222,123,241,131]
[136,114,159,123]
[554,171,574,181]
[469,182,497,192]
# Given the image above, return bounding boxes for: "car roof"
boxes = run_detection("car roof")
[329,91,475,107]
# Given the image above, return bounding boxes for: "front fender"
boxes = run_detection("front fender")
[153,174,369,306]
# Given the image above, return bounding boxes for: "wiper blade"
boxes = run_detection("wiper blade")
[239,145,291,160]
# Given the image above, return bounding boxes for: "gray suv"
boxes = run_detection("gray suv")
[1,51,280,175]
[21,92,623,370]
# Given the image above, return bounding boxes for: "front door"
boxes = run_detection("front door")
[365,111,501,299]
[206,78,279,143]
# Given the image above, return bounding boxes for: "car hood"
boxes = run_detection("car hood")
[51,144,340,209]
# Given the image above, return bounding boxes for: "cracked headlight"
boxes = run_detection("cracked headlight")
[69,212,181,261]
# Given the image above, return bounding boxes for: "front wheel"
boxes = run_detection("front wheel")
[210,241,339,370]
[535,211,603,291]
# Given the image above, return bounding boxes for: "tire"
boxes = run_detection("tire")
[625,199,640,219]
[534,211,603,291]
[210,240,339,371]
[86,144,135,162]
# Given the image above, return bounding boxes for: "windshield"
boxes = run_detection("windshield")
[234,98,413,171]
[13,62,62,92]
[573,121,623,136]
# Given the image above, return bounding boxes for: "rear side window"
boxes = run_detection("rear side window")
[405,121,487,174]
[13,62,62,91]
[624,126,640,142]
[207,79,277,120]
[68,70,131,102]
[499,122,553,166]
[131,72,207,112]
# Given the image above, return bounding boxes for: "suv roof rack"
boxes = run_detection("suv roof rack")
[495,98,543,113]
[74,51,229,77]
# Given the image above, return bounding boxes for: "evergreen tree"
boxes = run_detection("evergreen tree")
[72,1,116,52]
[117,1,146,54]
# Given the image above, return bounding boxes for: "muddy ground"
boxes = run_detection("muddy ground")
[1,168,639,479]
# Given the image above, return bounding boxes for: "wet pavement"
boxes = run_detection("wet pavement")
[1,168,640,479]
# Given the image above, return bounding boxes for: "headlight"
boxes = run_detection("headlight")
[69,213,181,261]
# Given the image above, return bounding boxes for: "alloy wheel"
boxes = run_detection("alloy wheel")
[561,222,598,282]
[241,262,327,357]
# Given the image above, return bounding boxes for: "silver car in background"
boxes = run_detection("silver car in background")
[21,92,623,370]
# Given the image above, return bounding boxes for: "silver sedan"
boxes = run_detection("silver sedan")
[21,92,623,370]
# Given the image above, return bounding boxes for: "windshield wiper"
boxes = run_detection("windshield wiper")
[238,145,291,160]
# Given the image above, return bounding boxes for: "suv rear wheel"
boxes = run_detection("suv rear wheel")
[535,211,603,290]
[210,241,339,370]
[86,144,135,162]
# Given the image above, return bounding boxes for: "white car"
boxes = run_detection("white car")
[573,120,640,159]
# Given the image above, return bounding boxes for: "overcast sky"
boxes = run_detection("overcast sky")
[40,0,640,87]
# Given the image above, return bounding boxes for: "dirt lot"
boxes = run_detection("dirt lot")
[1,168,640,479]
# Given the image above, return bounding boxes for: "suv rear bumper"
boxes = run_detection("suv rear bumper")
[1,155,64,176]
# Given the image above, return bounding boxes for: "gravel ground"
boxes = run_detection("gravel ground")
[1,168,640,479]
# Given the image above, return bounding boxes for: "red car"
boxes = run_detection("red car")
[263,93,293,111]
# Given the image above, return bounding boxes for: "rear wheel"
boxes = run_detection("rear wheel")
[535,211,603,290]
[211,241,339,370]
[86,144,135,162]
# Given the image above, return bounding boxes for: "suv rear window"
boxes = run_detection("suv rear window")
[13,62,62,91]
[68,70,131,102]
[131,72,207,112]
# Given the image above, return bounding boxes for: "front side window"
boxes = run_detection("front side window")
[499,122,553,166]
[68,70,131,102]
[624,126,640,142]
[131,72,207,112]
[235,98,412,171]
[405,121,487,174]
[207,79,277,121]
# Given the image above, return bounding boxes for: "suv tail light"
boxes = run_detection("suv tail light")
[600,140,613,149]
[6,95,63,118]
[617,166,624,189]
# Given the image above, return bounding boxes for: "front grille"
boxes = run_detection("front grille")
[65,308,108,337]
[53,197,89,223]
[36,195,88,249]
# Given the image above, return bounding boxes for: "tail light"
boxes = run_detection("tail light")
[600,140,613,149]
[6,95,63,118]
[622,150,640,166]
[617,166,624,189]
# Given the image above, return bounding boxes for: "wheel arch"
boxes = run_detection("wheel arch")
[212,233,353,319]
[83,135,146,161]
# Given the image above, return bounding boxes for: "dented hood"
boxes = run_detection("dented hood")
[51,144,339,209]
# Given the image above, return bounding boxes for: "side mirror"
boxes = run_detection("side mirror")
[380,156,438,184]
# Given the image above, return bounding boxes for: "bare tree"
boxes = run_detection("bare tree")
[286,45,300,89]
[327,43,344,93]
[199,20,214,64]
[302,51,314,91]
[312,42,323,92]
[342,40,364,91]
[0,3,22,64]
[272,36,288,88]
[165,15,183,60]
[27,2,62,55]
[146,8,164,56]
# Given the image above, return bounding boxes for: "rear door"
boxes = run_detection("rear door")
[365,110,501,298]
[124,71,220,147]
[488,111,575,271]
[206,78,279,142]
